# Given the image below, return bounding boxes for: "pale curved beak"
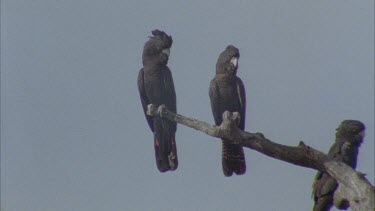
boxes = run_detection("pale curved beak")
[162,48,170,57]
[230,57,238,67]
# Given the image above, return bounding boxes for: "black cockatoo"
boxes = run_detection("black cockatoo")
[209,45,247,176]
[137,30,178,172]
[312,120,365,211]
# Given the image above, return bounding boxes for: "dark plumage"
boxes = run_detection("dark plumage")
[312,120,365,211]
[209,45,247,176]
[137,30,178,172]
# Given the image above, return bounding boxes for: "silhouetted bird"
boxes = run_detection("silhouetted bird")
[137,30,178,172]
[209,45,247,176]
[312,120,365,210]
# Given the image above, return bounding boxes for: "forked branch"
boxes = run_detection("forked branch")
[147,104,374,211]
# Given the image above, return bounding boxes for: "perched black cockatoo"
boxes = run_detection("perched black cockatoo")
[209,45,247,176]
[137,30,178,172]
[312,120,365,211]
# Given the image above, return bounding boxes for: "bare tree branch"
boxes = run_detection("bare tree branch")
[147,104,375,211]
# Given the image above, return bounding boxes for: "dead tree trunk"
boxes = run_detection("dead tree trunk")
[147,104,375,211]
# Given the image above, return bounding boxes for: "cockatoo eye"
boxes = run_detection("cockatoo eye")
[162,48,170,57]
[230,57,238,67]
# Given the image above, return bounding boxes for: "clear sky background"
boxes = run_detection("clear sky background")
[1,1,374,211]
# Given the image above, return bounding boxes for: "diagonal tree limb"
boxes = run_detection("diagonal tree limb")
[147,104,374,211]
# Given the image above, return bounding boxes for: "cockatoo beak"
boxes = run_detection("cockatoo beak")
[230,57,238,67]
[162,48,170,57]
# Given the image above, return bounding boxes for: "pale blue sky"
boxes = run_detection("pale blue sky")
[1,1,374,210]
